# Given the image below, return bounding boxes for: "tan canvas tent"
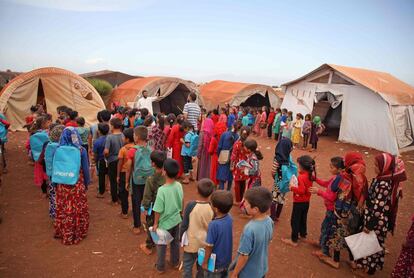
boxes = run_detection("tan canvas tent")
[0,67,106,131]
[280,63,414,154]
[110,77,202,115]
[200,80,281,111]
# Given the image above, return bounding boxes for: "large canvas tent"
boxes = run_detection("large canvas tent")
[0,67,106,131]
[281,64,414,154]
[200,80,281,111]
[110,77,202,115]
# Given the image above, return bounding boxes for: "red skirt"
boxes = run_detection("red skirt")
[54,173,89,245]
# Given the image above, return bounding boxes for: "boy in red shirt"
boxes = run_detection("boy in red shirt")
[282,155,315,247]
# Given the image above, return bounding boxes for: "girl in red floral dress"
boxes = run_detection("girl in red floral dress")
[230,126,250,204]
[54,127,90,245]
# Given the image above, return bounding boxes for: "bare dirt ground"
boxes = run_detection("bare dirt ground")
[0,131,413,278]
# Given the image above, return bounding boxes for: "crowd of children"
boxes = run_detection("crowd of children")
[17,98,410,277]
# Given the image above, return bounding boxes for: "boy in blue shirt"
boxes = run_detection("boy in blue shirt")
[231,187,274,278]
[247,110,254,127]
[180,121,193,184]
[93,123,109,198]
[202,190,234,277]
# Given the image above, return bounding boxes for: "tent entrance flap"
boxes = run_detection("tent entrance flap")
[37,79,47,112]
[155,83,191,115]
[240,92,271,107]
[313,91,342,137]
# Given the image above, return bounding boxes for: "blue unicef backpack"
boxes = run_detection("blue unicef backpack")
[275,156,298,194]
[132,145,154,185]
[123,117,129,128]
[52,145,81,185]
[29,131,49,161]
[44,142,59,177]
[189,132,199,157]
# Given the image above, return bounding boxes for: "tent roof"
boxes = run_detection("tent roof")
[80,70,140,87]
[282,63,414,105]
[200,80,278,109]
[110,76,199,105]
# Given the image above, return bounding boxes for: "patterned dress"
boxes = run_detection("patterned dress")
[48,182,56,220]
[392,216,414,278]
[54,172,89,245]
[230,140,249,182]
[356,179,392,273]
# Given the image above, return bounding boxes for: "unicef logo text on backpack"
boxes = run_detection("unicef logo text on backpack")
[52,145,81,185]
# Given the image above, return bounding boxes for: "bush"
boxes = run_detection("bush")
[87,78,113,97]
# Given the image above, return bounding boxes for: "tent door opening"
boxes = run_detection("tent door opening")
[37,79,47,112]
[157,84,191,115]
[313,91,342,138]
[240,92,271,108]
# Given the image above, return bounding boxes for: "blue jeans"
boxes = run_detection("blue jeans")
[183,252,203,278]
[320,210,335,256]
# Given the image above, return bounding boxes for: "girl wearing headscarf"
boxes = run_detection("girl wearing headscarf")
[309,115,323,152]
[54,127,90,245]
[355,153,406,276]
[166,115,185,178]
[197,114,214,180]
[270,137,294,221]
[216,123,239,190]
[392,215,414,278]
[230,126,250,204]
[47,125,65,220]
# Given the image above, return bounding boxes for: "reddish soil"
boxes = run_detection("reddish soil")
[0,131,413,278]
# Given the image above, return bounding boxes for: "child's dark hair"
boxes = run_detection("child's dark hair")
[166,113,176,127]
[243,139,263,160]
[150,150,166,169]
[282,108,288,113]
[211,190,233,214]
[305,114,312,121]
[197,178,215,198]
[68,110,78,120]
[144,115,154,127]
[297,155,316,181]
[100,110,112,122]
[331,156,345,170]
[76,117,85,127]
[98,123,110,135]
[141,108,149,118]
[244,187,272,213]
[157,114,165,130]
[110,117,123,129]
[134,126,148,141]
[163,158,180,178]
[123,128,134,143]
[30,105,38,113]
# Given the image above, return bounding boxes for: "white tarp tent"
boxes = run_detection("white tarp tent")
[281,64,414,154]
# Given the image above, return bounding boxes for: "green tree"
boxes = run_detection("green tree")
[87,78,113,97]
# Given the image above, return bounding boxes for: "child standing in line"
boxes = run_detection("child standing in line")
[302,114,312,149]
[152,159,184,274]
[208,131,219,186]
[281,111,293,139]
[93,123,109,198]
[309,115,324,152]
[181,179,215,278]
[241,110,249,127]
[76,117,90,153]
[126,126,153,235]
[181,122,193,184]
[231,187,274,278]
[291,113,303,148]
[202,190,234,277]
[139,150,167,255]
[116,128,135,218]
[282,155,315,247]
[272,108,282,141]
[104,117,124,205]
[309,157,344,261]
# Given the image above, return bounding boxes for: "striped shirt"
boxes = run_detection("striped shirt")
[183,102,201,131]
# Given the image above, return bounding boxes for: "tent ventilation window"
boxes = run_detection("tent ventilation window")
[331,73,354,85]
[309,74,329,83]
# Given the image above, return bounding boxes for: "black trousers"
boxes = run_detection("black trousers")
[182,155,193,175]
[303,134,309,148]
[131,183,145,228]
[312,141,318,150]
[291,202,309,242]
[145,214,155,248]
[118,172,129,215]
[41,180,47,194]
[267,124,273,138]
[97,159,107,195]
[108,160,119,203]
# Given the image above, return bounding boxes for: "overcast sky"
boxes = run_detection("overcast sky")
[0,0,413,86]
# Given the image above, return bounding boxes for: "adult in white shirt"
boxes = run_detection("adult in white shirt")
[183,92,201,132]
[136,90,159,115]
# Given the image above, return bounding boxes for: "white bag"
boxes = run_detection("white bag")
[149,227,173,245]
[345,231,383,260]
[167,148,173,159]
